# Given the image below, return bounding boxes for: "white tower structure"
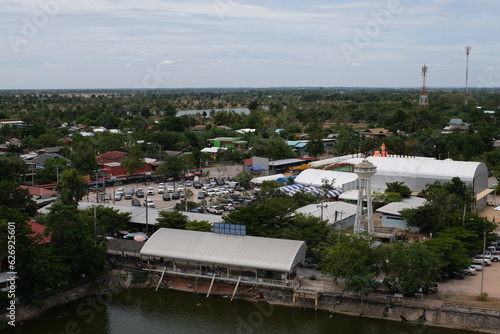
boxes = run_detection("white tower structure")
[353,160,377,234]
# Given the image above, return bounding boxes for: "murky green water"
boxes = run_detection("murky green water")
[4,288,475,334]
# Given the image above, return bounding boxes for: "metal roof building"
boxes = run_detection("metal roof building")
[140,228,306,274]
[343,156,488,194]
[294,168,358,192]
[38,202,224,226]
[295,201,357,228]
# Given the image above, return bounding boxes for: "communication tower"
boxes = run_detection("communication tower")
[464,46,471,105]
[419,65,428,109]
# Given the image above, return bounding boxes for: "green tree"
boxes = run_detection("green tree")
[156,210,188,229]
[281,213,330,258]
[307,132,325,157]
[321,233,381,282]
[56,168,88,206]
[186,220,212,231]
[234,170,253,189]
[158,155,185,179]
[223,197,296,237]
[0,154,27,182]
[40,202,106,280]
[383,242,441,295]
[385,181,411,198]
[81,205,131,233]
[424,236,470,271]
[35,158,69,185]
[70,140,98,175]
[0,181,37,217]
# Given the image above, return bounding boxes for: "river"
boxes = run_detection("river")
[4,288,476,334]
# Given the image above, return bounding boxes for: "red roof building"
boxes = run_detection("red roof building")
[96,151,128,165]
[28,221,51,243]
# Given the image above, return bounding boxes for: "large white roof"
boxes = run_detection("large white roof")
[140,228,307,273]
[343,156,488,193]
[294,168,358,191]
[309,154,364,167]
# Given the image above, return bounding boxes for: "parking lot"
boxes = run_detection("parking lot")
[86,178,249,213]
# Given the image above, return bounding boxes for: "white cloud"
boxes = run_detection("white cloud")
[159,59,174,65]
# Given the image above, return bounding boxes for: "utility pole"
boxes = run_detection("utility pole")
[145,193,149,235]
[317,201,328,221]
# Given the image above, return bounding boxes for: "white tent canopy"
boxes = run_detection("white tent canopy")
[294,168,358,192]
[140,228,307,273]
[251,174,285,184]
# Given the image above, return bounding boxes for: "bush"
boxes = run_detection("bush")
[476,292,488,301]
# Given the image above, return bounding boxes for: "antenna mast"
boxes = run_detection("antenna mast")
[419,64,428,109]
[464,46,471,104]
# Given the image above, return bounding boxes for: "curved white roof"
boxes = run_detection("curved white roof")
[251,174,285,184]
[140,228,307,273]
[309,154,364,167]
[343,156,488,193]
[294,168,358,191]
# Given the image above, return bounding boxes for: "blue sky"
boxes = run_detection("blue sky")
[1,0,500,89]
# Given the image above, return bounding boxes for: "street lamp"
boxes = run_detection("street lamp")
[480,219,487,296]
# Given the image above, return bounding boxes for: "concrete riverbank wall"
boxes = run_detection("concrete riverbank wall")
[152,271,500,334]
[3,269,500,333]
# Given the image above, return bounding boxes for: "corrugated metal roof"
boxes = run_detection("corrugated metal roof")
[38,202,223,225]
[295,202,357,224]
[269,159,304,166]
[294,169,358,189]
[140,228,307,273]
[375,196,426,216]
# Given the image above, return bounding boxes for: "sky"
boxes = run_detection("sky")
[1,0,500,89]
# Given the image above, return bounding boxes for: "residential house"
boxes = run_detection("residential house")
[360,128,392,139]
[442,118,470,134]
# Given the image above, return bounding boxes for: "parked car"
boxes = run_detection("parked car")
[207,205,224,214]
[125,188,134,199]
[438,271,449,282]
[158,183,165,194]
[472,255,492,266]
[420,283,439,294]
[484,251,500,262]
[190,207,205,213]
[171,191,181,200]
[470,264,483,271]
[460,266,477,276]
[197,191,206,199]
[167,184,175,193]
[193,182,202,189]
[162,192,171,201]
[185,180,192,187]
[301,257,320,270]
[223,203,236,211]
[448,270,465,279]
[136,188,144,198]
[178,183,185,191]
[144,198,155,208]
[147,186,155,195]
[114,192,123,201]
[104,193,112,201]
[131,198,141,206]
